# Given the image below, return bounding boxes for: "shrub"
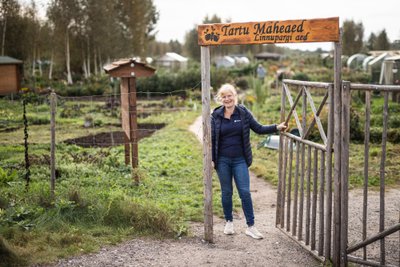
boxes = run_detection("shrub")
[292,72,310,81]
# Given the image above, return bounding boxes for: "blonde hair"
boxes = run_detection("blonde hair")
[215,83,238,105]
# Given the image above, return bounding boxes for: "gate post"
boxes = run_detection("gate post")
[332,29,343,266]
[201,46,213,243]
[340,81,351,265]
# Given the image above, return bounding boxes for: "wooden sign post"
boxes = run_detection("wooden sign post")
[104,59,155,178]
[198,17,340,249]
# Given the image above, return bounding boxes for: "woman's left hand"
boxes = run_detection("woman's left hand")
[277,122,287,131]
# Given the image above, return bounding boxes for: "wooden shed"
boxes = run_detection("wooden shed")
[0,56,23,95]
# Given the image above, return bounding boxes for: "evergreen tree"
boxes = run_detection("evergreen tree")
[342,20,364,56]
[376,29,391,50]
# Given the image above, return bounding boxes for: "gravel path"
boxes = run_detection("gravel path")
[48,116,320,267]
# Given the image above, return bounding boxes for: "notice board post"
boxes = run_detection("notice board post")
[104,59,155,177]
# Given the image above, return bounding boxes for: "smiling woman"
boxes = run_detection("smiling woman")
[211,83,287,239]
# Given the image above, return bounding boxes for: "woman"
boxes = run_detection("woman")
[211,83,286,239]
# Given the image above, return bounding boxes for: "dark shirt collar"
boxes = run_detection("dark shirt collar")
[214,105,238,117]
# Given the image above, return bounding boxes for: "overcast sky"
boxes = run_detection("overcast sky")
[28,0,400,51]
[152,0,400,51]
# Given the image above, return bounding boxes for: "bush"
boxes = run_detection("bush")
[292,72,310,81]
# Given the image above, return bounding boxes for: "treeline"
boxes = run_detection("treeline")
[1,1,398,87]
[1,0,159,84]
[341,20,397,56]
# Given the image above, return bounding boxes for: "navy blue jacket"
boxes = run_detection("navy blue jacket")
[211,104,277,168]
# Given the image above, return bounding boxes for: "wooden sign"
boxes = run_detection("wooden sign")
[198,17,339,46]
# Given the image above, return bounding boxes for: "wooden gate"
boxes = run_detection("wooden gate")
[276,80,400,266]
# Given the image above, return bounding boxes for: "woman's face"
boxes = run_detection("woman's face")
[220,91,235,109]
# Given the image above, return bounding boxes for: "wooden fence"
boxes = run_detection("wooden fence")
[276,79,400,266]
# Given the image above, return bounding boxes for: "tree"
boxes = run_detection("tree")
[183,27,200,60]
[114,0,158,57]
[342,20,364,56]
[48,0,83,84]
[375,30,390,50]
[366,33,377,51]
[184,14,223,60]
[0,0,20,56]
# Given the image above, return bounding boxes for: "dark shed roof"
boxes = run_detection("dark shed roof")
[0,56,23,65]
[254,52,282,61]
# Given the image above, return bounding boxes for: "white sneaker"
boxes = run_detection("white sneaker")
[245,226,264,239]
[224,221,234,235]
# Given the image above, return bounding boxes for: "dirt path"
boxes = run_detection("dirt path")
[50,116,320,267]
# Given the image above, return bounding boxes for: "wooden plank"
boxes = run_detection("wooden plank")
[283,79,331,88]
[276,83,286,226]
[120,79,130,139]
[124,132,130,165]
[363,90,371,261]
[305,145,312,245]
[332,36,342,267]
[281,132,326,151]
[292,140,300,236]
[50,91,56,199]
[304,91,329,141]
[281,137,288,228]
[349,83,400,91]
[198,17,339,46]
[304,88,328,145]
[129,78,138,169]
[347,223,400,254]
[298,87,307,240]
[201,46,213,243]
[318,151,325,256]
[283,83,303,135]
[311,148,318,250]
[340,81,350,265]
[299,142,305,241]
[287,139,294,232]
[324,84,334,260]
[347,255,398,267]
[379,91,389,265]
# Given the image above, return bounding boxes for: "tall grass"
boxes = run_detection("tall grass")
[0,106,213,265]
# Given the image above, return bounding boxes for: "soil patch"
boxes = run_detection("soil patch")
[64,123,166,148]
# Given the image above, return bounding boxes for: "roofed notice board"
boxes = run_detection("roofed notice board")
[198,17,339,46]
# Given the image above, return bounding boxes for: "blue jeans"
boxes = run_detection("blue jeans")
[216,156,255,226]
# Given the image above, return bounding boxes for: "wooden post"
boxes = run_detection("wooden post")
[324,84,334,260]
[306,145,312,245]
[311,147,318,250]
[201,46,213,243]
[340,81,350,265]
[292,140,300,236]
[276,81,286,226]
[318,150,325,256]
[124,132,130,165]
[129,77,139,169]
[379,91,389,265]
[50,91,56,198]
[362,90,371,261]
[299,86,307,240]
[333,30,343,267]
[287,139,294,232]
